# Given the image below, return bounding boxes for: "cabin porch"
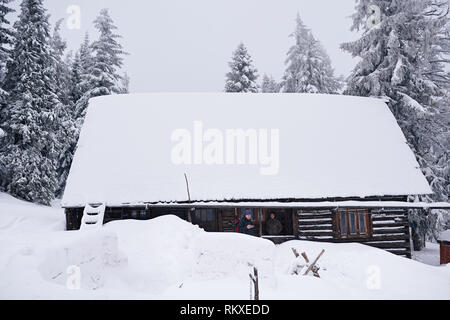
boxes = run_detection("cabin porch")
[65,203,417,257]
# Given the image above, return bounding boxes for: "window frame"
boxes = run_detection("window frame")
[336,209,372,239]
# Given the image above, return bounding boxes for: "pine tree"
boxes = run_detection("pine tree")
[225,43,259,93]
[283,14,342,94]
[90,9,126,96]
[0,0,63,205]
[50,19,79,196]
[75,10,127,120]
[119,72,130,94]
[283,14,310,93]
[342,0,450,245]
[65,34,94,193]
[69,51,83,104]
[50,19,72,106]
[261,74,280,93]
[71,33,93,114]
[0,0,14,85]
[0,0,14,188]
[0,0,14,121]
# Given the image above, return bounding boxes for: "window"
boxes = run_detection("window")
[337,209,370,238]
[193,209,218,232]
[122,208,147,220]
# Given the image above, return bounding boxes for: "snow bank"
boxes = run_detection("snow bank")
[1,195,449,299]
[0,192,63,233]
[274,241,450,300]
[39,230,126,290]
[192,232,275,280]
[103,216,276,292]
[103,216,202,293]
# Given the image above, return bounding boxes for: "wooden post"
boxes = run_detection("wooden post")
[259,209,263,237]
[249,266,259,300]
[184,173,191,202]
[291,248,310,263]
[304,249,325,276]
[293,209,299,238]
[301,252,310,263]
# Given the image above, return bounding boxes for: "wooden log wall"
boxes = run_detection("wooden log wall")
[219,209,237,232]
[370,208,411,258]
[297,208,411,258]
[65,208,84,230]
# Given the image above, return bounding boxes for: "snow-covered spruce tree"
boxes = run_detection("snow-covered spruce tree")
[0,0,64,205]
[71,33,93,114]
[57,34,95,197]
[50,19,78,196]
[90,8,126,96]
[0,0,15,188]
[69,51,83,105]
[225,43,259,93]
[283,14,342,94]
[119,72,130,94]
[341,0,450,246]
[75,9,127,121]
[0,0,14,84]
[66,35,93,179]
[50,19,72,106]
[261,74,280,93]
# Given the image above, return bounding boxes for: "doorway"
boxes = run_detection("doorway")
[236,208,294,237]
[262,208,294,236]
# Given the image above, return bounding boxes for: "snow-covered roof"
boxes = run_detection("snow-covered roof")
[147,201,450,209]
[62,93,432,207]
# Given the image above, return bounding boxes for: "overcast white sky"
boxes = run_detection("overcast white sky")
[12,0,362,93]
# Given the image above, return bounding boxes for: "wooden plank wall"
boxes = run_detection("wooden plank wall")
[297,208,411,258]
[65,208,84,230]
[220,209,237,232]
[298,210,334,240]
[370,208,411,258]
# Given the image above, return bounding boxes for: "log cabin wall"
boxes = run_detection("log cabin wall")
[297,208,411,258]
[219,208,237,232]
[65,206,190,230]
[65,208,83,230]
[65,203,412,258]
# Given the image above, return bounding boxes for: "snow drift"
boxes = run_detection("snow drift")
[1,193,449,299]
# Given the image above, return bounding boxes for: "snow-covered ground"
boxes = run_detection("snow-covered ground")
[0,193,449,300]
[412,242,441,266]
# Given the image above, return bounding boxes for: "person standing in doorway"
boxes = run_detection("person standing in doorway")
[238,209,255,236]
[266,212,283,235]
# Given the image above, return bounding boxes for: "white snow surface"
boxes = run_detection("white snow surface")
[439,230,450,242]
[412,242,441,266]
[151,200,450,209]
[62,93,431,207]
[1,193,449,300]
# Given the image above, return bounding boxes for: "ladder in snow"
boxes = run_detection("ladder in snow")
[80,203,106,230]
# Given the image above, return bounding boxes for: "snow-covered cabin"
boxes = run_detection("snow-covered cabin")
[63,93,437,258]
